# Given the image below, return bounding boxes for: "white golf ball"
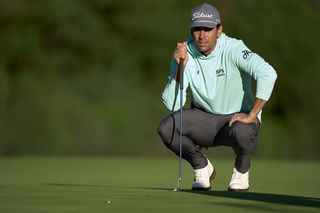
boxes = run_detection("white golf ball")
[107,200,111,204]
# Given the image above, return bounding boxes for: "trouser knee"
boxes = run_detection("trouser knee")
[230,122,259,155]
[158,115,177,149]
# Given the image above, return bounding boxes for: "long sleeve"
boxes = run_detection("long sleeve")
[162,58,189,111]
[231,41,278,101]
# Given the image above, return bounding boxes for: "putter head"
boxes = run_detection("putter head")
[172,187,180,192]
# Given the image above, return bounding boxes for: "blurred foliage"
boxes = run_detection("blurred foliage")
[0,0,319,159]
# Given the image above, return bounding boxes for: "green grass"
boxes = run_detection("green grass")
[0,157,319,213]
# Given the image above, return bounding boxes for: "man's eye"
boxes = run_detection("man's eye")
[194,27,213,32]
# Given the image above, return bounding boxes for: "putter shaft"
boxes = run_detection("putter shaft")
[176,58,184,191]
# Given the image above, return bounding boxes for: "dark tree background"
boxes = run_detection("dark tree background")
[0,0,319,159]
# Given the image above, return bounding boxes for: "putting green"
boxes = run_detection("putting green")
[0,157,319,213]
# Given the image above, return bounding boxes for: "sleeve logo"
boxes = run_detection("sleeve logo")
[242,50,252,60]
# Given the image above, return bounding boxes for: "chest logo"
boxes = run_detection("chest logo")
[216,68,225,77]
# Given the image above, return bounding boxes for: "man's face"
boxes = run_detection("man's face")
[192,26,221,55]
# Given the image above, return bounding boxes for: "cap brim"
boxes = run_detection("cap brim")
[189,22,217,29]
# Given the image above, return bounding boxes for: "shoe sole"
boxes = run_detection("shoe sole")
[227,187,249,192]
[192,169,216,191]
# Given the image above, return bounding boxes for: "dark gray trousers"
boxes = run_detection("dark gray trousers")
[158,108,260,173]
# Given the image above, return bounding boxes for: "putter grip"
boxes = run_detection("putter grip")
[179,58,184,89]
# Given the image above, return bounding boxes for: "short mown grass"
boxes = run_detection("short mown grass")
[0,157,319,213]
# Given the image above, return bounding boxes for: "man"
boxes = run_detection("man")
[158,3,277,191]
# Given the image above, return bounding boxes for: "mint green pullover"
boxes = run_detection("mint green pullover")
[162,33,277,120]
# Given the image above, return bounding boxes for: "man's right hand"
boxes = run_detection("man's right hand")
[173,42,188,66]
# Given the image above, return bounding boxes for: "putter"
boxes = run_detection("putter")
[173,58,185,192]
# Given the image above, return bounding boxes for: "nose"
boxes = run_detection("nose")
[199,30,206,39]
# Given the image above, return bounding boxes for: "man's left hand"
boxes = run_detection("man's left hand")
[229,113,258,127]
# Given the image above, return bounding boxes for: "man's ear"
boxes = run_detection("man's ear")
[217,24,223,37]
[190,28,194,38]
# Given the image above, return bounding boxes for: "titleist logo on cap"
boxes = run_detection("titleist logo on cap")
[189,3,221,28]
[192,12,213,21]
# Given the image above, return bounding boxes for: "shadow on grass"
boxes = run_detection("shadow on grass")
[45,183,320,208]
[185,190,320,208]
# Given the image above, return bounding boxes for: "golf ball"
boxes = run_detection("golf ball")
[107,200,111,204]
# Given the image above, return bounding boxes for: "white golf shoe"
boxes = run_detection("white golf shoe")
[228,168,249,192]
[191,158,216,191]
